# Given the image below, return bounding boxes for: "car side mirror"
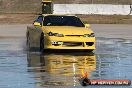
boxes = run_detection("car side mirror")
[33,22,41,26]
[85,24,90,28]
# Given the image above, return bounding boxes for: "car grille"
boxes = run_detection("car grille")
[86,42,94,46]
[63,42,83,47]
[65,35,83,37]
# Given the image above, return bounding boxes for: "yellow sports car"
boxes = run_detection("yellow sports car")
[27,14,95,52]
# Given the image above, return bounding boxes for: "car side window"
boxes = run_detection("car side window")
[34,16,43,25]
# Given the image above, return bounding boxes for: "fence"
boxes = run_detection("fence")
[53,0,132,4]
[53,4,132,15]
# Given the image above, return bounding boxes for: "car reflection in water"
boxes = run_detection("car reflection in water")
[27,52,96,87]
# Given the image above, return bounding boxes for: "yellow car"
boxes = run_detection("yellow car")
[27,14,95,52]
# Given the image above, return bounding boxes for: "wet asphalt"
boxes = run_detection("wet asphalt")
[0,24,132,88]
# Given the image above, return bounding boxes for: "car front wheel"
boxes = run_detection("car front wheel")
[40,33,44,52]
[27,34,30,51]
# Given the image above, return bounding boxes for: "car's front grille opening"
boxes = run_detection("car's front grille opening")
[63,42,83,47]
[52,44,60,46]
[65,35,83,37]
[86,42,94,46]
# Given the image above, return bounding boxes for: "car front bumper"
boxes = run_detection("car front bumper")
[44,36,96,50]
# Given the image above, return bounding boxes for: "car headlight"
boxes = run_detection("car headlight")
[48,32,54,36]
[47,32,64,37]
[84,33,95,37]
[55,33,64,37]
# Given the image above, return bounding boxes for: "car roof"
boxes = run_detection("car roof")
[42,14,76,16]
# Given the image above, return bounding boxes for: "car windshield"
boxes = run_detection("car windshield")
[43,16,85,27]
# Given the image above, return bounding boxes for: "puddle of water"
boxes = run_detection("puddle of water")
[93,37,132,88]
[27,52,96,87]
[0,37,132,88]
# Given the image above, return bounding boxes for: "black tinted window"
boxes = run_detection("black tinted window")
[34,16,43,25]
[43,16,85,27]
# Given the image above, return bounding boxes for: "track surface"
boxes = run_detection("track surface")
[0,24,132,88]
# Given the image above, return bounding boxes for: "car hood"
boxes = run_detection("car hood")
[42,26,94,35]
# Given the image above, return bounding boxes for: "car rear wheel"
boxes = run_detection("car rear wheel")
[40,33,44,52]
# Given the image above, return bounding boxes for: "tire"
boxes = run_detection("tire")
[40,33,44,52]
[27,33,30,51]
